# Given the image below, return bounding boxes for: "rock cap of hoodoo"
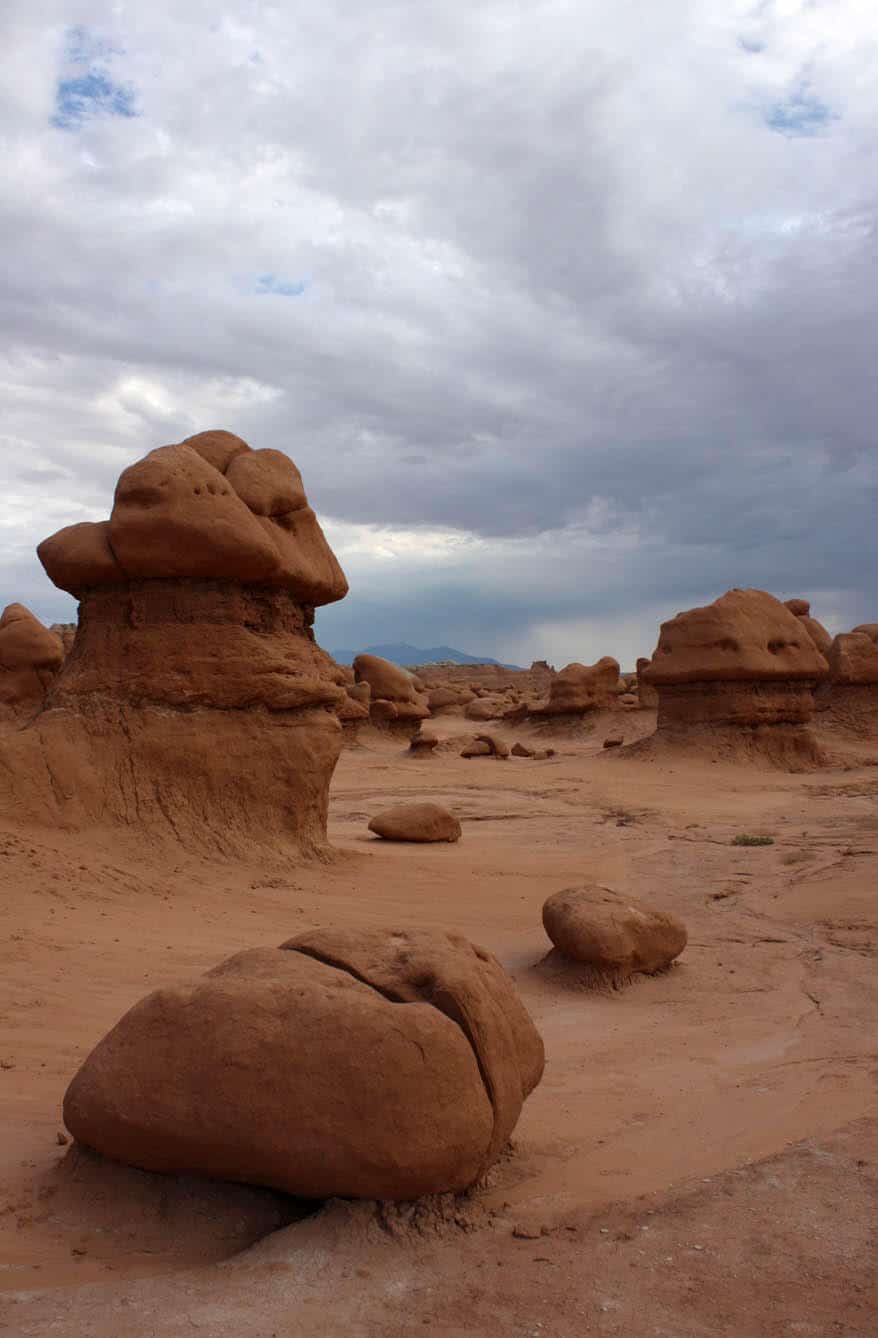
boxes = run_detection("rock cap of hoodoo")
[38,429,347,607]
[827,632,878,685]
[784,597,833,656]
[643,589,829,685]
[63,928,544,1200]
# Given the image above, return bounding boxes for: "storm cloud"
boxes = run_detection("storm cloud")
[2,0,876,667]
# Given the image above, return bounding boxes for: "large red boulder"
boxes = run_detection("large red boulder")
[63,929,544,1200]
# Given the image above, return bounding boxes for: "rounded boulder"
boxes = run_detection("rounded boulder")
[542,885,687,977]
[63,929,544,1200]
[368,803,461,843]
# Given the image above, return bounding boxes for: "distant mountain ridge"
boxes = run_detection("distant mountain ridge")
[329,642,523,670]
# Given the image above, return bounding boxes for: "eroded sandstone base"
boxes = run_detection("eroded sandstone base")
[656,680,819,729]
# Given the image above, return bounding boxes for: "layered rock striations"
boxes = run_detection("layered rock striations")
[640,589,829,767]
[63,928,544,1201]
[0,430,348,855]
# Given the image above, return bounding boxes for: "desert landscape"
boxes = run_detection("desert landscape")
[0,430,875,1337]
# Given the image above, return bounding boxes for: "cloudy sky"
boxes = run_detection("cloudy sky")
[2,1,877,667]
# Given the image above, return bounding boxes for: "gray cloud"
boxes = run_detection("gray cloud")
[1,0,876,665]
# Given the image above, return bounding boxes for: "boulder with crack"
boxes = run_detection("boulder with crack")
[63,928,544,1200]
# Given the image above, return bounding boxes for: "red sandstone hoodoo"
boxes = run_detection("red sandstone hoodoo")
[639,588,829,768]
[0,430,349,856]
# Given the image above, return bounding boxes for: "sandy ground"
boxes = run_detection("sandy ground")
[1,710,876,1335]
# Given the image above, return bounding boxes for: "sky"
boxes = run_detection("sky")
[2,1,877,668]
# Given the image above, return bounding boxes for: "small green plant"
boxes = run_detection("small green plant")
[731,834,775,847]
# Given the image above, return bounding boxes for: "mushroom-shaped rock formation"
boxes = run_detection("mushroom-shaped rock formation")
[532,657,620,716]
[368,803,461,843]
[541,885,687,984]
[783,597,833,656]
[63,929,544,1200]
[0,431,348,855]
[639,589,829,768]
[353,653,430,726]
[0,605,64,724]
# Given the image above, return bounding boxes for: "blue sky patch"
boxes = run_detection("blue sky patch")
[765,87,835,137]
[255,274,307,297]
[51,25,137,130]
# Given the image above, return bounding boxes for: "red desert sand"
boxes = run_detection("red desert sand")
[0,447,875,1337]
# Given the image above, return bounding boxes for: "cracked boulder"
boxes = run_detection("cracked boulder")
[63,928,544,1201]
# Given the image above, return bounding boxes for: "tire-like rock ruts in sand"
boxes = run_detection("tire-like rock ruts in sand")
[542,885,687,977]
[368,803,461,843]
[63,929,544,1201]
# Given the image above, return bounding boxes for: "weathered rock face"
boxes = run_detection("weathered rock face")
[533,658,620,716]
[63,929,544,1200]
[827,632,878,685]
[542,886,687,981]
[0,605,64,723]
[636,657,659,709]
[368,803,461,843]
[0,431,348,855]
[639,589,828,767]
[49,623,77,656]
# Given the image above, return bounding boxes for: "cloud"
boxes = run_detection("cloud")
[1,0,877,665]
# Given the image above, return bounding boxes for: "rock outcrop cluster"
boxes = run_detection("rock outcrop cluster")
[63,928,544,1200]
[353,653,429,725]
[531,657,621,716]
[0,430,349,855]
[639,588,829,767]
[0,604,64,724]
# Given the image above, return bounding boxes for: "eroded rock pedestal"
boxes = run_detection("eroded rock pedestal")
[0,430,348,856]
[639,589,829,769]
